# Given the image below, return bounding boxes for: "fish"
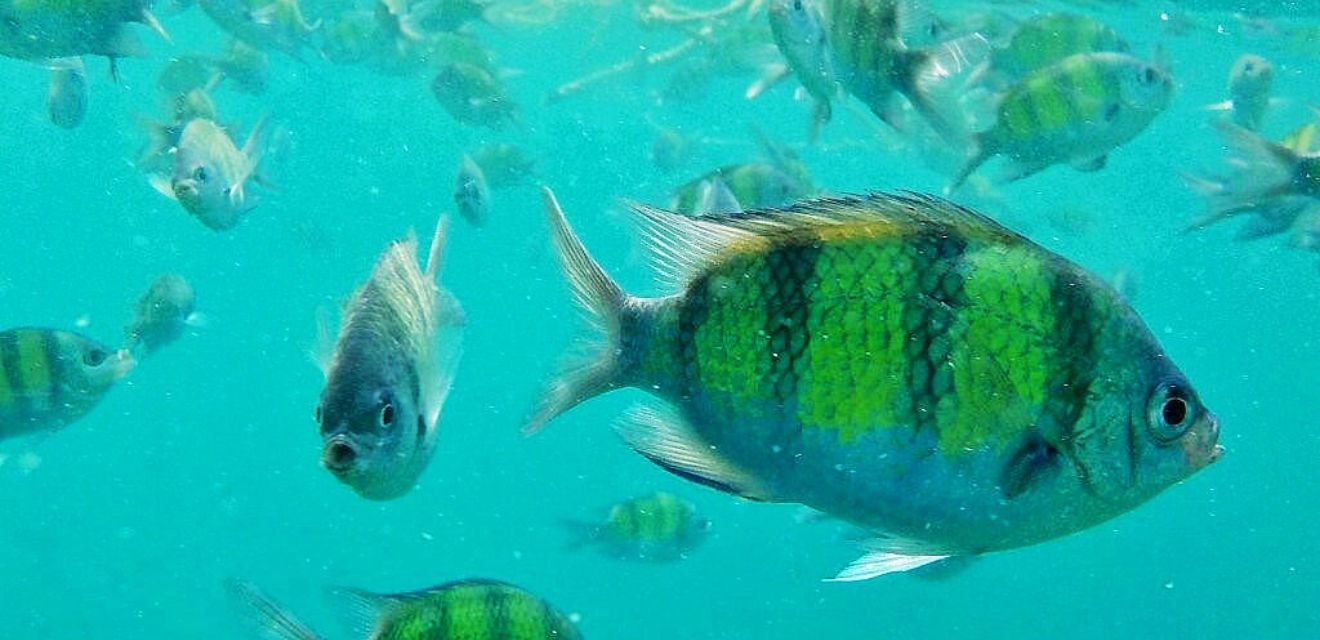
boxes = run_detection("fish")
[151,117,268,231]
[138,87,221,173]
[671,163,805,215]
[315,214,463,501]
[528,187,1221,579]
[156,55,219,96]
[227,577,582,640]
[692,177,743,215]
[562,492,711,562]
[819,0,982,143]
[1184,120,1320,232]
[471,142,535,188]
[649,126,692,174]
[0,328,134,441]
[768,0,839,142]
[198,0,319,60]
[431,62,518,130]
[951,52,1173,190]
[124,275,200,358]
[46,58,88,129]
[213,39,270,95]
[1206,54,1273,132]
[454,154,490,227]
[0,0,164,67]
[971,13,1129,90]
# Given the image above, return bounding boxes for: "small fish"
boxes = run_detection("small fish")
[454,154,491,227]
[1206,54,1273,133]
[156,56,219,96]
[227,577,582,640]
[768,0,839,141]
[528,187,1221,580]
[951,52,1173,189]
[972,13,1129,90]
[124,275,200,358]
[320,10,380,64]
[471,142,535,188]
[562,492,711,562]
[0,329,134,441]
[820,0,983,143]
[649,126,692,174]
[431,62,518,130]
[138,87,221,173]
[152,117,267,231]
[692,177,743,215]
[315,215,463,501]
[46,58,88,129]
[214,39,270,95]
[198,0,319,60]
[671,164,804,215]
[1184,121,1320,232]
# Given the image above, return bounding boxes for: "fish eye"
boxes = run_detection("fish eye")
[193,166,208,182]
[83,348,107,367]
[1147,381,1197,443]
[379,402,395,428]
[1141,66,1157,85]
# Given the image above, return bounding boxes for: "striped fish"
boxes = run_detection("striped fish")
[0,328,134,441]
[528,188,1221,580]
[562,492,711,562]
[951,52,1172,190]
[974,12,1129,90]
[228,578,582,640]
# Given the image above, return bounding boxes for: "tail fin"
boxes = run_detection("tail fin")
[224,579,323,640]
[524,187,628,434]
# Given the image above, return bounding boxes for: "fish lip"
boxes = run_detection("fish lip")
[321,436,360,474]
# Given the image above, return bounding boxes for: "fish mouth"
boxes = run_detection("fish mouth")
[1185,413,1223,469]
[322,437,360,474]
[111,349,136,380]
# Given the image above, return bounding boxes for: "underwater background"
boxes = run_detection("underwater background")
[0,0,1317,637]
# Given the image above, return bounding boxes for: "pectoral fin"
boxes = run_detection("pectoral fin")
[614,404,771,502]
[1000,434,1062,499]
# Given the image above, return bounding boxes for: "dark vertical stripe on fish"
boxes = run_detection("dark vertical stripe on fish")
[490,586,510,640]
[764,240,820,434]
[677,275,710,400]
[901,232,968,436]
[1045,267,1100,490]
[0,332,27,423]
[40,330,61,414]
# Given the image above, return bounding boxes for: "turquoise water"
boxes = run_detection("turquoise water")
[0,0,1317,637]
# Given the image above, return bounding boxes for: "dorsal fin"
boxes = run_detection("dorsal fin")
[629,192,1032,289]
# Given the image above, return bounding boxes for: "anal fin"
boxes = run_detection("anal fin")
[827,550,951,582]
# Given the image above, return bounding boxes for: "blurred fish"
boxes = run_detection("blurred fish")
[454,154,490,227]
[315,215,463,501]
[649,126,693,174]
[471,142,535,188]
[213,39,270,95]
[319,10,379,64]
[0,329,134,441]
[529,188,1221,579]
[0,0,165,67]
[199,0,319,60]
[767,0,839,142]
[124,275,200,358]
[1184,121,1320,232]
[951,52,1173,190]
[1206,54,1273,132]
[227,577,582,639]
[671,163,805,214]
[156,55,218,96]
[431,62,518,130]
[138,87,221,173]
[46,58,87,129]
[970,13,1129,90]
[151,116,268,231]
[562,492,711,561]
[692,177,743,215]
[821,0,982,143]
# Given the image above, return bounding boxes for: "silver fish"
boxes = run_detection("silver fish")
[152,117,267,231]
[454,154,490,227]
[316,215,464,500]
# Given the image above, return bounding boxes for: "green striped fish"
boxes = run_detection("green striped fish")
[228,578,582,639]
[528,188,1221,580]
[951,52,1172,190]
[974,13,1129,89]
[0,328,134,441]
[562,492,711,562]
